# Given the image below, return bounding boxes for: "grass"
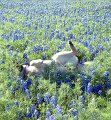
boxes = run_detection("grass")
[0,0,111,119]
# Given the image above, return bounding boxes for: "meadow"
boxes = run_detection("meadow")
[0,0,111,119]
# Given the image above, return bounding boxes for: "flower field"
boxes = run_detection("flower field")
[0,0,111,119]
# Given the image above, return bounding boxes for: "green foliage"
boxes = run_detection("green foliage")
[0,0,111,119]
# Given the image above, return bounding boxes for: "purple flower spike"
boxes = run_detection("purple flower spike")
[56,105,62,115]
[46,108,51,118]
[36,93,43,104]
[50,96,57,108]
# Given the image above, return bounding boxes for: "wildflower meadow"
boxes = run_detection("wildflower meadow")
[0,0,111,119]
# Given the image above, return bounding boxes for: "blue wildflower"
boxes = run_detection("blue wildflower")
[49,114,56,120]
[68,33,74,39]
[46,108,51,119]
[106,82,111,89]
[14,100,19,107]
[10,86,15,94]
[42,54,47,60]
[104,71,109,81]
[87,82,93,94]
[33,45,43,52]
[46,24,50,29]
[25,108,32,118]
[93,83,103,94]
[56,105,62,115]
[78,102,84,109]
[43,92,51,104]
[26,78,32,87]
[49,32,54,40]
[1,60,5,64]
[50,96,57,108]
[25,89,31,99]
[36,93,43,104]
[22,81,27,91]
[78,95,85,103]
[30,104,36,112]
[33,109,40,118]
[69,108,78,116]
[13,34,19,41]
[5,104,12,111]
[70,100,76,108]
[70,74,75,80]
[23,53,28,59]
[56,80,61,87]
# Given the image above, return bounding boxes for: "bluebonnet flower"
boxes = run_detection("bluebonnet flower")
[65,77,71,83]
[42,54,47,60]
[43,92,51,104]
[87,82,93,94]
[59,32,64,38]
[78,95,85,103]
[65,28,70,32]
[33,109,40,118]
[70,100,76,108]
[54,33,61,39]
[22,81,27,91]
[39,23,43,28]
[56,71,62,77]
[25,108,32,118]
[81,76,91,91]
[49,114,56,120]
[24,59,30,66]
[83,41,90,47]
[33,45,43,52]
[34,26,38,30]
[49,32,54,40]
[25,89,31,99]
[104,37,110,43]
[56,80,61,87]
[69,108,78,116]
[13,34,19,41]
[26,78,32,87]
[73,115,78,120]
[70,74,75,80]
[19,32,24,40]
[106,83,111,89]
[5,104,12,111]
[16,111,22,119]
[36,93,43,104]
[104,71,109,81]
[14,100,19,107]
[9,17,15,23]
[16,76,22,88]
[68,33,74,39]
[23,53,28,59]
[10,86,15,94]
[46,108,51,119]
[65,78,73,87]
[26,22,31,28]
[1,33,9,40]
[78,102,84,109]
[50,96,57,108]
[80,84,86,93]
[46,24,50,29]
[30,104,36,112]
[56,105,62,115]
[62,36,67,41]
[1,60,5,64]
[93,83,103,94]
